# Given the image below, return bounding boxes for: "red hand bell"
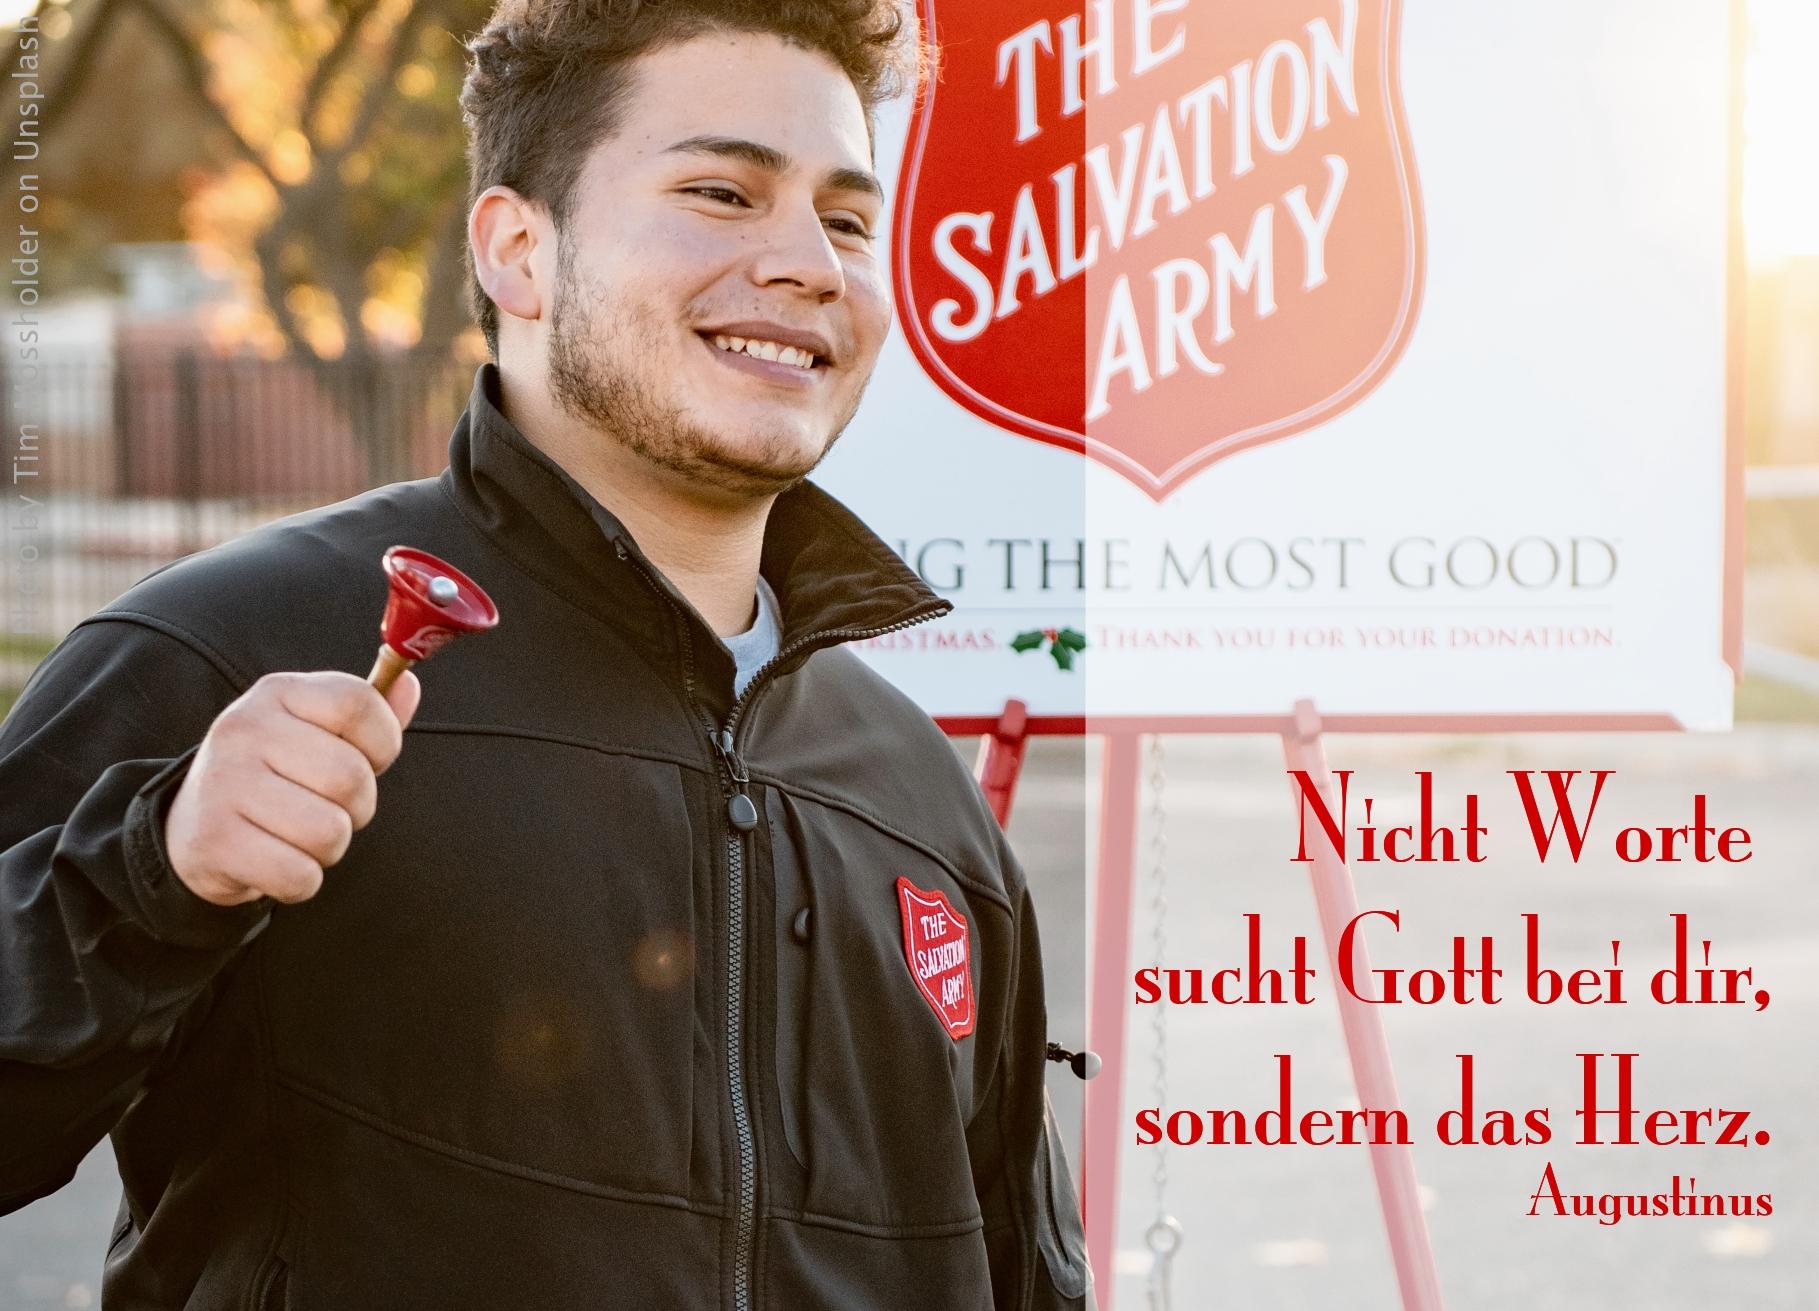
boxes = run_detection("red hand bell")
[366,546,500,694]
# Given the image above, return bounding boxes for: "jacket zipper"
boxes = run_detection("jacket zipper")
[620,542,946,1310]
[711,610,945,1311]
[708,725,759,1311]
[720,608,949,745]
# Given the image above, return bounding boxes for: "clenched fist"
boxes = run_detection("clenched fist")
[165,670,422,907]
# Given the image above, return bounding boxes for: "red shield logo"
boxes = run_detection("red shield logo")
[895,0,1425,497]
[395,625,457,660]
[896,877,976,1039]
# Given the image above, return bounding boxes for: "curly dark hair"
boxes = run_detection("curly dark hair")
[459,0,926,357]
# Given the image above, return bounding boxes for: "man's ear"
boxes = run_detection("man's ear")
[470,185,546,326]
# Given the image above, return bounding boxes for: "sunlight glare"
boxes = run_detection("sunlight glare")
[1746,0,1819,263]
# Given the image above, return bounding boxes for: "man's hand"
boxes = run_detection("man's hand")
[165,670,422,907]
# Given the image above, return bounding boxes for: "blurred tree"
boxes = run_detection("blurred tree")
[5,0,493,479]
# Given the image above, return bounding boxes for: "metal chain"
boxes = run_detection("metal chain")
[1144,735,1183,1310]
[1147,734,1169,1207]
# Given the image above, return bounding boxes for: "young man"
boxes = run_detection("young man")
[0,2,1091,1307]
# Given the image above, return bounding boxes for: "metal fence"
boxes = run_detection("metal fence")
[1,349,475,697]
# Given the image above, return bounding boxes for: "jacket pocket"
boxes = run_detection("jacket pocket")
[762,790,986,1228]
[105,1197,134,1256]
[256,745,700,1197]
[766,788,814,1172]
[1032,1088,1093,1307]
[253,1253,289,1311]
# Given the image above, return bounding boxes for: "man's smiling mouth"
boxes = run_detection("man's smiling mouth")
[707,333,822,371]
[695,321,836,379]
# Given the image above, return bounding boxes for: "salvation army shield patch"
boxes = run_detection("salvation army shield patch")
[894,0,1426,497]
[896,877,976,1039]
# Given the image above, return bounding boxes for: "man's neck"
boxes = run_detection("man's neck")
[498,369,771,638]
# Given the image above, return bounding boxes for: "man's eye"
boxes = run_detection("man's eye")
[685,186,747,206]
[824,216,875,240]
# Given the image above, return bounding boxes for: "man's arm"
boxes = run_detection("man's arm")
[0,619,268,1212]
[972,852,1095,1310]
[0,616,415,1213]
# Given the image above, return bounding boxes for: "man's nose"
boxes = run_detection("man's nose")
[750,204,846,303]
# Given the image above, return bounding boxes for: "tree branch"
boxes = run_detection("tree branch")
[416,198,472,355]
[252,223,318,360]
[121,0,285,192]
[298,0,383,138]
[0,0,122,193]
[316,0,438,170]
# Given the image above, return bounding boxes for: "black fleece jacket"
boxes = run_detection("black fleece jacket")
[0,365,1092,1309]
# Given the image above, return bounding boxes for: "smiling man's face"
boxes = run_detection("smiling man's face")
[543,31,889,497]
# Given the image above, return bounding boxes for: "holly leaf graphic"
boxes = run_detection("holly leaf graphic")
[1011,625,1086,671]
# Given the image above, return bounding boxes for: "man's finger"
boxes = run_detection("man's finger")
[383,668,422,740]
[259,729,378,829]
[210,811,328,905]
[239,769,358,866]
[273,672,404,772]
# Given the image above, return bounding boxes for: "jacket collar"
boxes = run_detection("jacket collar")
[441,364,950,706]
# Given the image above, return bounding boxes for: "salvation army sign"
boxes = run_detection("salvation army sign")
[819,0,1740,730]
[895,0,1424,497]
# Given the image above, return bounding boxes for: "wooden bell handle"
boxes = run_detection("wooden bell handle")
[367,644,413,696]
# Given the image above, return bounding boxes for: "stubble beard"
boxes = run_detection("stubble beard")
[546,241,863,498]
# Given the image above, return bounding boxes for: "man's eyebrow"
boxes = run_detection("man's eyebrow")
[826,165,885,202]
[663,135,884,201]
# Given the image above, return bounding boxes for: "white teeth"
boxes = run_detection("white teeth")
[709,333,818,369]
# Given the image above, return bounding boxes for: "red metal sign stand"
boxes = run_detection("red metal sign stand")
[1278,701,1445,1311]
[971,698,1033,827]
[967,700,1445,1311]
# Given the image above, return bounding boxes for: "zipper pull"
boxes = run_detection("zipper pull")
[714,728,750,784]
[714,728,758,831]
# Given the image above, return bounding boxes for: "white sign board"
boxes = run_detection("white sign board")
[818,0,1739,729]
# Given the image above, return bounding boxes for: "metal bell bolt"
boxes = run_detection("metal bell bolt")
[1045,1042,1101,1080]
